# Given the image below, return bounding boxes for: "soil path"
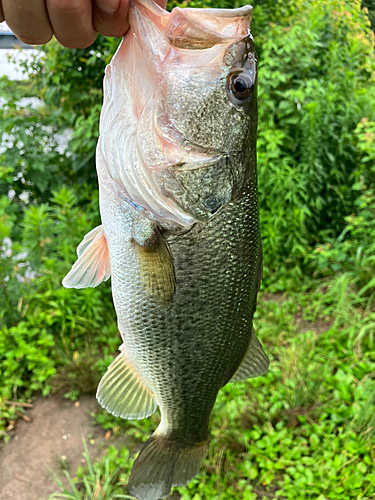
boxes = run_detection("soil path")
[0,395,117,500]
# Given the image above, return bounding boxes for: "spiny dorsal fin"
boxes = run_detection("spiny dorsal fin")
[96,346,157,420]
[134,229,175,305]
[62,226,110,289]
[231,330,269,382]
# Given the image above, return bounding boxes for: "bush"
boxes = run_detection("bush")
[0,322,56,400]
[256,0,375,275]
[0,186,117,439]
[362,0,375,27]
[308,118,375,296]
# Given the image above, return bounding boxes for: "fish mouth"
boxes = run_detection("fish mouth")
[131,0,253,56]
[135,0,252,18]
[183,5,253,17]
[166,3,253,49]
[133,0,253,21]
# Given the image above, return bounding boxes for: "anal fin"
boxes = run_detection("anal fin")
[231,330,269,382]
[96,347,157,420]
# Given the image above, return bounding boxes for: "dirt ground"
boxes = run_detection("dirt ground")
[0,395,121,500]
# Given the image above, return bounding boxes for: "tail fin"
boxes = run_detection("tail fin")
[128,433,209,500]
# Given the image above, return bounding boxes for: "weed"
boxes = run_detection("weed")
[49,440,134,500]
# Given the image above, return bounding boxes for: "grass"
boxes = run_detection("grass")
[49,440,135,500]
[48,280,375,500]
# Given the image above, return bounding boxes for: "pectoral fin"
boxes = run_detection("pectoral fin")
[231,330,269,382]
[135,228,175,305]
[62,226,110,289]
[97,346,157,420]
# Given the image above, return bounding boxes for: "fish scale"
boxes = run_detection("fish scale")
[98,170,260,443]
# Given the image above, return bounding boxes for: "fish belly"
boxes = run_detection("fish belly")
[100,177,261,444]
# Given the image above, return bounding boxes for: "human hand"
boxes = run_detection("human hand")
[0,0,167,49]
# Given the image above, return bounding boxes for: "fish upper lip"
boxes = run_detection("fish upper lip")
[183,5,253,18]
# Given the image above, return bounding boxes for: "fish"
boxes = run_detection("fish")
[62,0,269,499]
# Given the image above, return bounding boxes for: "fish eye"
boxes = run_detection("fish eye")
[228,72,254,103]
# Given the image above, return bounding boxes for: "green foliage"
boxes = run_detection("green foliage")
[0,77,72,206]
[308,118,375,297]
[50,441,133,500]
[0,37,121,209]
[0,187,117,439]
[362,0,375,27]
[0,186,104,330]
[257,0,375,274]
[173,292,374,499]
[0,322,56,400]
[0,401,17,443]
[22,36,121,179]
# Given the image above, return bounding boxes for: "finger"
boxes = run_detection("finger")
[0,2,4,23]
[93,0,129,38]
[2,0,53,45]
[93,0,167,38]
[46,0,96,48]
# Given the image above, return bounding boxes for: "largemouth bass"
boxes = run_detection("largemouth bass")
[63,1,268,498]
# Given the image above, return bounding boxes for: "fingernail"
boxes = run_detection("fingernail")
[96,0,120,15]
